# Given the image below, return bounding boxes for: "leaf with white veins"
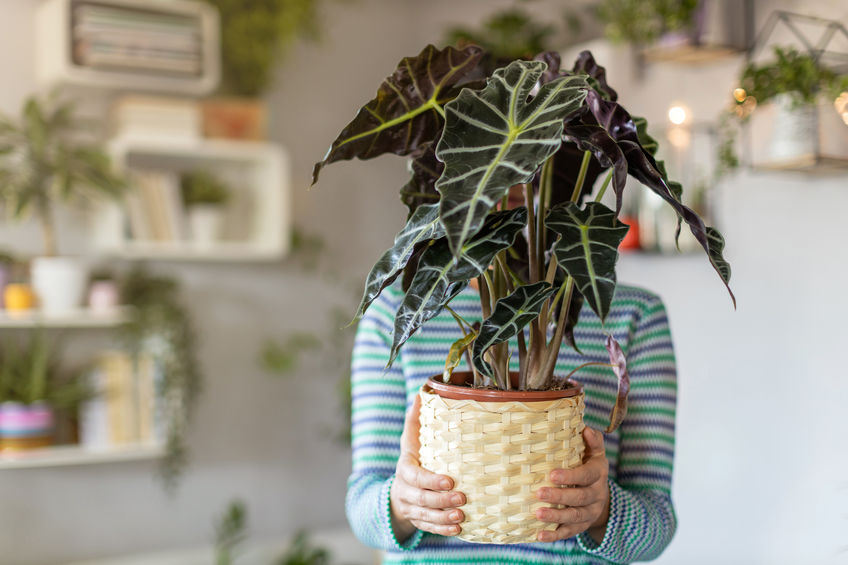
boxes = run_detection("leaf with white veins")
[472,281,555,378]
[547,202,629,323]
[436,60,588,258]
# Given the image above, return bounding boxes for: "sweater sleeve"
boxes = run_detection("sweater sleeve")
[576,297,678,563]
[345,292,425,552]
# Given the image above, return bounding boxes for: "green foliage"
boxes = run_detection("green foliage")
[740,46,848,108]
[120,266,201,491]
[0,332,91,409]
[445,7,555,61]
[0,92,125,256]
[597,0,700,44]
[206,0,322,97]
[260,334,321,375]
[180,170,231,206]
[276,531,331,565]
[214,500,248,565]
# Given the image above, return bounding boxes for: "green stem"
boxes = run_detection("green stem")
[570,150,592,204]
[445,305,474,332]
[537,157,554,274]
[595,169,613,203]
[546,275,570,321]
[446,305,481,386]
[524,183,539,282]
[533,276,574,389]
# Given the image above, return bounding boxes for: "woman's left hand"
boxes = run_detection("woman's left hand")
[535,427,611,543]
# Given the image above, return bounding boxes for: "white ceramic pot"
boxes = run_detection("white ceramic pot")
[769,94,818,163]
[30,256,88,313]
[188,205,224,246]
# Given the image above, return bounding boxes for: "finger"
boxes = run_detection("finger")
[396,481,466,509]
[582,426,606,459]
[400,393,423,455]
[537,485,599,507]
[537,522,592,543]
[397,458,455,491]
[535,502,602,525]
[401,502,465,526]
[550,463,602,487]
[410,520,462,537]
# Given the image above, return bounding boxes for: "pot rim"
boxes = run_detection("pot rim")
[424,371,582,402]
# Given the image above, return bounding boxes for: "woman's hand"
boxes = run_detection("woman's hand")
[390,393,466,541]
[535,427,611,543]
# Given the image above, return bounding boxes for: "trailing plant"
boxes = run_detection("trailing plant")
[313,44,734,431]
[739,46,848,109]
[121,266,201,491]
[207,0,322,97]
[214,499,248,565]
[181,170,231,207]
[0,92,125,256]
[597,0,700,45]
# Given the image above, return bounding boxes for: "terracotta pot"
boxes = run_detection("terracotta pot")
[418,372,586,544]
[201,98,266,140]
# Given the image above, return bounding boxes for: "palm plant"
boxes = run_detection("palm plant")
[0,92,124,257]
[313,45,733,430]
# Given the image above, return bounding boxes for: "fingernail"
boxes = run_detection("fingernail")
[538,488,549,500]
[451,493,463,505]
[450,511,462,522]
[440,479,452,490]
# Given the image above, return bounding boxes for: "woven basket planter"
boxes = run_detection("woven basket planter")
[418,374,585,544]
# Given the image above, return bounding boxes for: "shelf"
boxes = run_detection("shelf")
[642,43,742,64]
[36,0,220,95]
[751,155,848,175]
[0,442,164,470]
[91,136,291,262]
[0,307,132,328]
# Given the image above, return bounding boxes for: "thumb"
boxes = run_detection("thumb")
[400,391,422,457]
[582,426,606,459]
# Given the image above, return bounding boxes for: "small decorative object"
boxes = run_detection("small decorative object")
[181,170,231,246]
[3,284,36,312]
[0,401,54,452]
[0,92,125,313]
[313,44,734,542]
[87,271,121,311]
[0,252,14,309]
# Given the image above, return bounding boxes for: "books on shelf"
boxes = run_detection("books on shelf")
[79,351,163,448]
[125,169,187,243]
[71,1,204,77]
[111,96,202,142]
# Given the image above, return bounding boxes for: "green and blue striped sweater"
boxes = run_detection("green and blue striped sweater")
[348,283,677,564]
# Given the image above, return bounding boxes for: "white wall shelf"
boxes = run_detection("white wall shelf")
[0,307,132,328]
[36,0,220,95]
[0,442,164,470]
[92,136,291,262]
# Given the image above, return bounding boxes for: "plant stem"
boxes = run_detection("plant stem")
[533,276,574,389]
[446,305,481,386]
[595,169,613,203]
[523,183,539,283]
[570,150,592,204]
[561,361,615,382]
[478,274,492,320]
[38,201,57,257]
[546,275,570,321]
[537,157,553,272]
[517,326,528,390]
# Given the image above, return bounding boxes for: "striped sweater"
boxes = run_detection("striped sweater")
[347,283,677,564]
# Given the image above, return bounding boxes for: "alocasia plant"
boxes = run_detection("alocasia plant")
[313,44,734,432]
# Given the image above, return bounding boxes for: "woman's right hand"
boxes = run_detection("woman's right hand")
[390,392,466,541]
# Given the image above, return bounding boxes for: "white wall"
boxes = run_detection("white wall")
[0,0,847,563]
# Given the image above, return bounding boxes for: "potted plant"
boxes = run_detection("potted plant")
[180,170,231,246]
[734,46,848,165]
[313,44,734,542]
[202,0,322,139]
[597,0,702,47]
[0,93,125,313]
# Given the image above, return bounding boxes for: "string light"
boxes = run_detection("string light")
[668,105,687,125]
[835,92,848,126]
[733,88,747,103]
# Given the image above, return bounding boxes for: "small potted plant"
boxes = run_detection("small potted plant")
[597,0,702,47]
[202,0,322,139]
[313,44,734,542]
[734,46,848,165]
[0,93,125,313]
[180,170,231,246]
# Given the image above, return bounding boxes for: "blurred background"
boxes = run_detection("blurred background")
[0,0,846,563]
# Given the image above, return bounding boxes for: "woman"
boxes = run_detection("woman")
[347,280,678,564]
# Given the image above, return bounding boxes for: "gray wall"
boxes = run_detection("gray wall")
[1,0,847,563]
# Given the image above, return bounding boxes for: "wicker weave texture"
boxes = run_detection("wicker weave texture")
[418,387,586,544]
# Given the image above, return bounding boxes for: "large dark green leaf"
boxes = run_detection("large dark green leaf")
[399,143,443,215]
[435,59,588,258]
[389,207,527,366]
[312,44,484,184]
[604,335,629,433]
[706,226,731,284]
[352,203,444,324]
[471,281,554,378]
[547,202,629,323]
